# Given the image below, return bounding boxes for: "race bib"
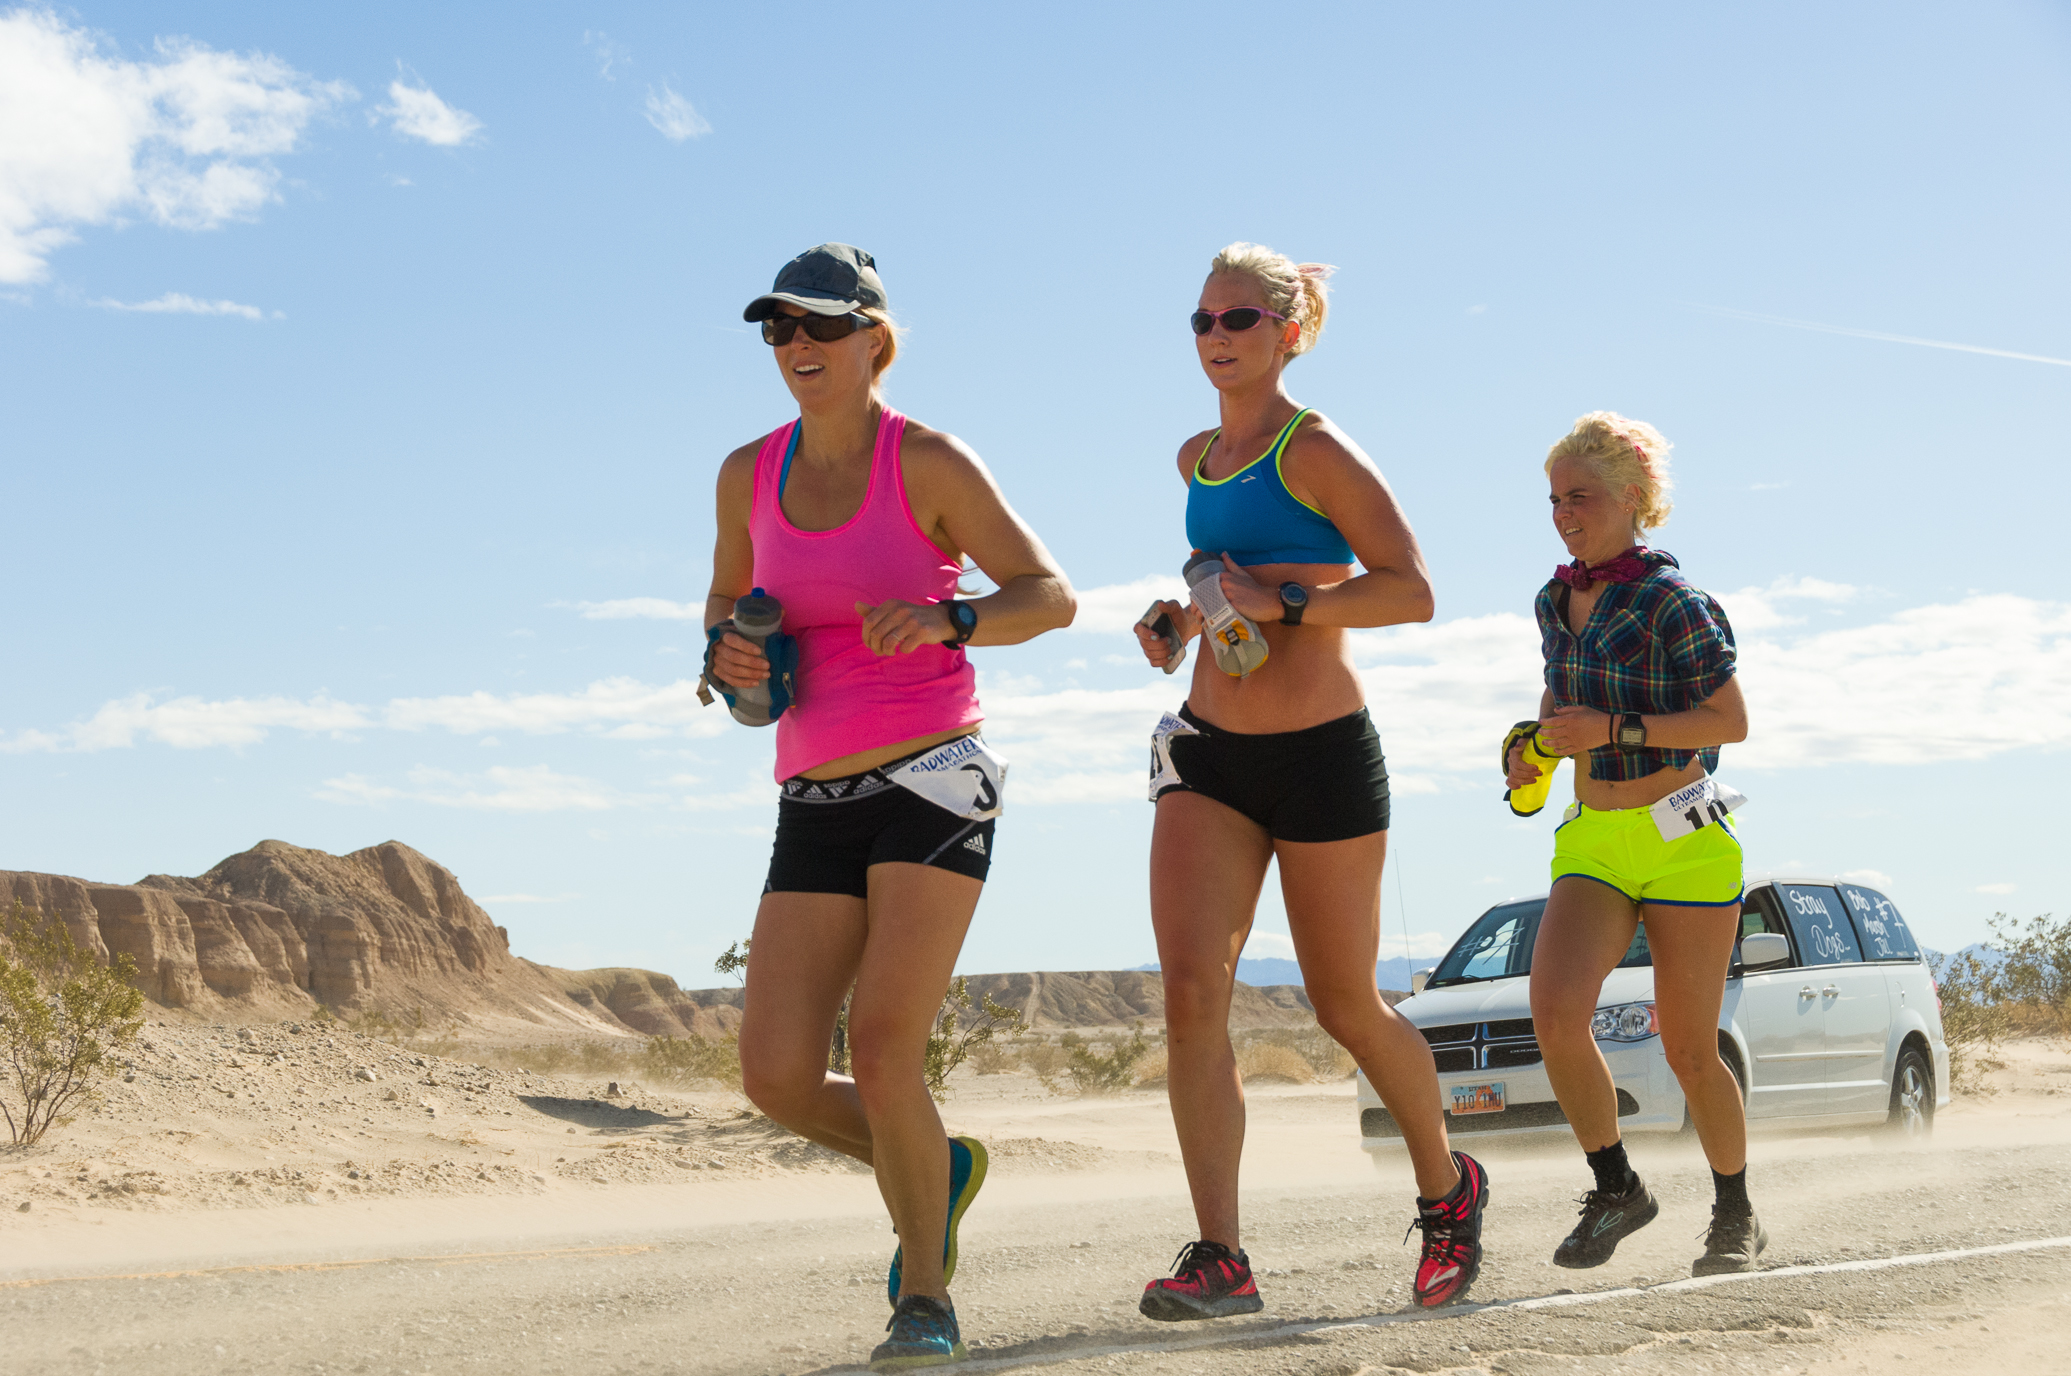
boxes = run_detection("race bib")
[1148,711,1200,801]
[1650,775,1747,843]
[886,735,1008,820]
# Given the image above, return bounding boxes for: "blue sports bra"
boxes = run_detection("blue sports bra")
[1184,408,1355,566]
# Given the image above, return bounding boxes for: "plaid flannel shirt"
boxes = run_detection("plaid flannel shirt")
[1534,549,1737,782]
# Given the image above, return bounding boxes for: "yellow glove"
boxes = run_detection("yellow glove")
[1501,721,1567,817]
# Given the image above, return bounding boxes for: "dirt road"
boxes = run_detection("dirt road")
[5,1036,2069,1375]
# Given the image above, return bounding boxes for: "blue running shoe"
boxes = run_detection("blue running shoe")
[870,1294,965,1371]
[888,1136,989,1305]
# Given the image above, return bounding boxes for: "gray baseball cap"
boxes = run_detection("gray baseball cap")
[742,243,888,321]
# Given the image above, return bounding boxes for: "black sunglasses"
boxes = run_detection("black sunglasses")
[1189,306,1290,336]
[762,312,872,346]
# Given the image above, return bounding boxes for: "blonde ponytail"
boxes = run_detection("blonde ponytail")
[1209,243,1335,359]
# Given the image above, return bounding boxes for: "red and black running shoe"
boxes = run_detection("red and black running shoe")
[1138,1240,1265,1321]
[1406,1151,1489,1307]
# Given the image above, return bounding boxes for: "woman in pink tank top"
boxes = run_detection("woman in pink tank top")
[703,244,1074,1368]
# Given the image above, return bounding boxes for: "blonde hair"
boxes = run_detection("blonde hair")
[1544,411,1674,532]
[860,307,903,382]
[1208,242,1335,359]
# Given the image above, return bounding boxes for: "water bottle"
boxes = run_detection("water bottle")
[1184,553,1269,677]
[727,589,787,727]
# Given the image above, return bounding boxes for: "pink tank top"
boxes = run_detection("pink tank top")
[750,408,982,780]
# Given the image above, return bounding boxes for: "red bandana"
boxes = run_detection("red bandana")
[1555,546,1650,592]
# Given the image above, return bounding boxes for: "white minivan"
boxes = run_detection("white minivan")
[1356,876,1948,1151]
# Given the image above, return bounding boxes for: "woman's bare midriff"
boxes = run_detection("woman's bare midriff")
[1573,755,1709,812]
[1184,560,1365,734]
[799,725,980,781]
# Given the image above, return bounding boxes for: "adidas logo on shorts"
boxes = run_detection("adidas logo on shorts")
[962,833,987,855]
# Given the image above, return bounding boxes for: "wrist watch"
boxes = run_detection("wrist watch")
[946,599,978,645]
[1278,582,1308,626]
[1614,712,1647,750]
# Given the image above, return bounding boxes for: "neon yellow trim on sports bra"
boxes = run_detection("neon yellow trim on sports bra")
[1192,408,1310,487]
[1273,418,1330,519]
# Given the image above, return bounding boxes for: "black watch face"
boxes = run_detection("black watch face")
[952,602,977,638]
[1280,583,1308,607]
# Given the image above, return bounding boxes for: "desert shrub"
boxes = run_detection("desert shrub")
[346,1006,462,1058]
[1020,1038,1067,1091]
[1236,1041,1314,1084]
[1131,1048,1169,1088]
[1934,948,2012,1094]
[1985,912,2071,1034]
[643,1034,741,1088]
[968,1041,1018,1075]
[1236,1025,1356,1080]
[922,978,1026,1101]
[0,901,146,1146]
[1062,1023,1151,1095]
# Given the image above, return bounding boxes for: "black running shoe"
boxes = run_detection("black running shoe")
[1692,1205,1767,1276]
[870,1294,965,1371]
[1406,1150,1490,1307]
[1138,1240,1265,1321]
[1553,1175,1660,1269]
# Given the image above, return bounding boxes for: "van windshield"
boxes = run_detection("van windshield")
[1425,898,1651,988]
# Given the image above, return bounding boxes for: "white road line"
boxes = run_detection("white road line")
[949,1235,2071,1373]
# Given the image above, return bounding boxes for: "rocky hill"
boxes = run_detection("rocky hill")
[0,840,1322,1037]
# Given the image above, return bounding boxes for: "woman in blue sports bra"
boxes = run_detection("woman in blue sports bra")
[1131,243,1489,1318]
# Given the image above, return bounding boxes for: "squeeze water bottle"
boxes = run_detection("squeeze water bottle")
[727,589,788,727]
[1184,553,1270,677]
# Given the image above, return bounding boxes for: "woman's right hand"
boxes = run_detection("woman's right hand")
[709,630,770,690]
[1504,743,1543,790]
[1134,599,1198,670]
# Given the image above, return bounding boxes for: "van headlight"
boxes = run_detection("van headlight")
[1591,1002,1659,1041]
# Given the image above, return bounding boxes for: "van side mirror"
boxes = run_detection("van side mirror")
[1410,967,1434,994]
[1738,932,1790,969]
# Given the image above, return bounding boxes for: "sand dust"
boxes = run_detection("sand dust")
[3,1028,2068,1374]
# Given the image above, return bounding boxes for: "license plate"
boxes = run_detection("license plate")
[1449,1082,1506,1115]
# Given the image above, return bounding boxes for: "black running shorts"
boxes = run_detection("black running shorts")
[1155,704,1390,842]
[764,760,995,898]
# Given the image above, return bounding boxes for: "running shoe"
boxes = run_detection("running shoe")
[1692,1205,1768,1276]
[1405,1151,1490,1307]
[1138,1240,1265,1321]
[870,1294,965,1371]
[1552,1174,1660,1269]
[887,1136,989,1305]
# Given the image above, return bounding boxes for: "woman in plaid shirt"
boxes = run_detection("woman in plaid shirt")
[1503,412,1761,1278]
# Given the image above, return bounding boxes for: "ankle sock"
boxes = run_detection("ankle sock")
[1712,1167,1751,1216]
[1585,1140,1637,1196]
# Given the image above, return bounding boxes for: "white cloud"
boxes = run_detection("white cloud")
[1840,868,1896,890]
[318,765,643,812]
[94,291,268,319]
[568,596,702,621]
[0,691,368,752]
[1975,882,2017,895]
[1716,576,1860,633]
[0,10,351,283]
[582,31,631,82]
[1063,574,1186,636]
[378,77,481,146]
[644,84,710,141]
[383,677,724,737]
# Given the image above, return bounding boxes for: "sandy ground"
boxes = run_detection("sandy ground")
[3,1026,2069,1375]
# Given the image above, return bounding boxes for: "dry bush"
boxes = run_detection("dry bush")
[1019,1038,1067,1090]
[1131,1048,1169,1088]
[0,902,146,1146]
[923,979,1027,1100]
[968,1041,1018,1075]
[1232,1025,1356,1080]
[642,1034,741,1088]
[344,1006,462,1059]
[1062,1023,1152,1095]
[1236,1041,1314,1084]
[1935,949,2011,1094]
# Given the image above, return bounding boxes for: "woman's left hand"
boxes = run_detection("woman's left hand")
[1208,553,1284,623]
[1538,704,1612,756]
[856,600,954,656]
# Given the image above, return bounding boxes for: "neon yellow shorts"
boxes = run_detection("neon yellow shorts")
[1550,802,1744,908]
